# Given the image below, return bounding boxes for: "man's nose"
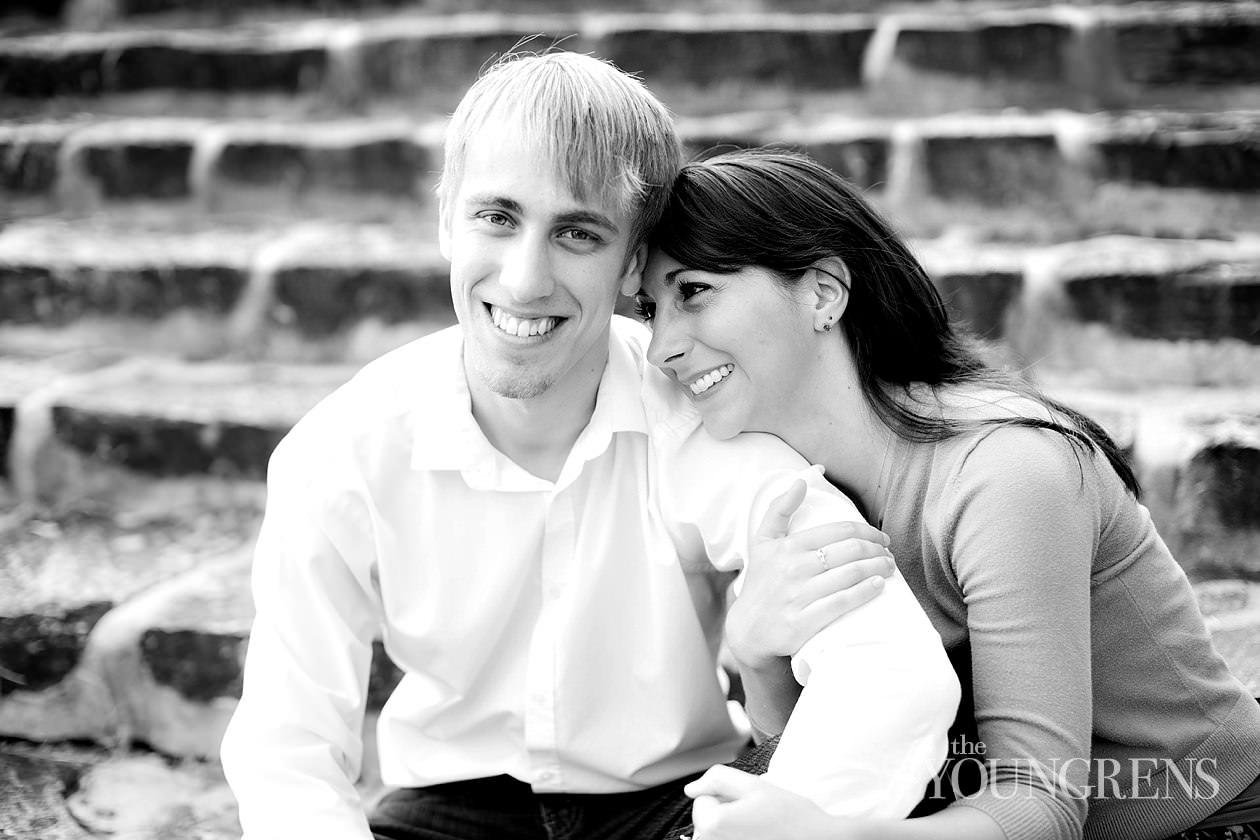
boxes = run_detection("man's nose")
[500,237,554,303]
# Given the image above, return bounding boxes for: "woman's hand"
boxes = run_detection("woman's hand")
[686,766,852,840]
[727,480,895,671]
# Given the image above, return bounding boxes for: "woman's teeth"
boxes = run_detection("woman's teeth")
[690,365,734,396]
[490,306,558,338]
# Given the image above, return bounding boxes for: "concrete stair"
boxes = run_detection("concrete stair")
[2,0,1260,836]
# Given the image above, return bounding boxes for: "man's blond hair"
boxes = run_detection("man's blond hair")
[438,50,681,248]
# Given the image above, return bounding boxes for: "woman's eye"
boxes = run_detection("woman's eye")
[678,282,709,301]
[633,296,656,322]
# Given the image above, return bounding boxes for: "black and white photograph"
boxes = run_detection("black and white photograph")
[1,0,1259,837]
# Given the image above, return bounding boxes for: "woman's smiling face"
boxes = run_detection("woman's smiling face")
[640,249,818,440]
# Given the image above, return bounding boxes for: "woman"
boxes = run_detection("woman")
[636,148,1260,840]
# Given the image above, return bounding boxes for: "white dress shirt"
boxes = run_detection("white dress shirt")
[220,316,959,839]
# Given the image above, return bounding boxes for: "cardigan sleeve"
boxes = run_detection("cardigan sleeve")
[939,426,1104,840]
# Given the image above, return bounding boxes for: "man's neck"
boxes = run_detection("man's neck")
[468,367,603,484]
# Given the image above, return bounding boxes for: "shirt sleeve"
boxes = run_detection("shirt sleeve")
[219,430,380,839]
[658,428,960,819]
[941,428,1100,839]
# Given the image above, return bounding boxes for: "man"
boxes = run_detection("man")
[220,51,958,840]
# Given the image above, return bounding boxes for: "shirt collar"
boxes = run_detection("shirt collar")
[409,322,649,481]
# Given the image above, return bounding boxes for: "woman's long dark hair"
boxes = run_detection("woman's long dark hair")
[650,147,1140,497]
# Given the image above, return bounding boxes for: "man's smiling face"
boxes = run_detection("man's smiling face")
[441,123,642,402]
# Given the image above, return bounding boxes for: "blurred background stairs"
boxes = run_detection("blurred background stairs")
[2,0,1260,836]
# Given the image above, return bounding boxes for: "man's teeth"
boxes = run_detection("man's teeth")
[689,365,734,396]
[490,306,558,338]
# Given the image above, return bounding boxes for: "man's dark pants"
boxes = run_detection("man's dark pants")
[369,738,779,840]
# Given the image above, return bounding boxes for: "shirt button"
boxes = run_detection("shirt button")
[537,770,556,783]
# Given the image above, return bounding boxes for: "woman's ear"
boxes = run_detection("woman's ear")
[806,256,851,333]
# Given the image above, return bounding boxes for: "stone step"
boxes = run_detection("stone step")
[1,350,1259,569]
[4,110,1258,238]
[48,0,1259,31]
[0,219,450,364]
[2,5,1258,118]
[2,221,1259,375]
[0,475,403,761]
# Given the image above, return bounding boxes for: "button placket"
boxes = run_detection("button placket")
[524,487,575,790]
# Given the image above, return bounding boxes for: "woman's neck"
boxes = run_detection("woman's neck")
[773,352,900,526]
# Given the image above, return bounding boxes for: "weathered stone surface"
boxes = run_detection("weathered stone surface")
[111,42,328,93]
[0,408,12,479]
[1097,129,1260,192]
[87,549,253,757]
[0,602,112,697]
[141,628,246,704]
[216,135,430,197]
[1038,383,1260,580]
[46,361,352,477]
[360,27,573,96]
[892,21,1072,82]
[0,263,248,325]
[1061,260,1260,345]
[0,484,262,745]
[683,131,889,189]
[1111,14,1260,86]
[81,141,193,199]
[1176,416,1260,532]
[91,546,404,755]
[922,133,1064,204]
[801,138,890,192]
[0,46,107,97]
[66,753,240,840]
[0,352,126,482]
[932,270,1023,340]
[1195,580,1260,696]
[0,264,59,325]
[273,264,451,336]
[0,747,93,840]
[2,0,70,21]
[51,407,286,479]
[600,21,872,90]
[0,137,60,195]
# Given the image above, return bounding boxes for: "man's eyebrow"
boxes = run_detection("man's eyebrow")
[555,209,620,235]
[463,193,522,214]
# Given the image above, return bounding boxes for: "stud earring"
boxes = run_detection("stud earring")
[821,318,833,332]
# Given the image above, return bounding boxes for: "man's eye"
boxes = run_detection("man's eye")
[633,296,656,322]
[559,228,600,243]
[477,211,511,226]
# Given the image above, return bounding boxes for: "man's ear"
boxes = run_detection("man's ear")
[806,256,851,328]
[619,242,648,297]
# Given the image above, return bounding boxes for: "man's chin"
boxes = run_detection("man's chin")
[472,362,555,401]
